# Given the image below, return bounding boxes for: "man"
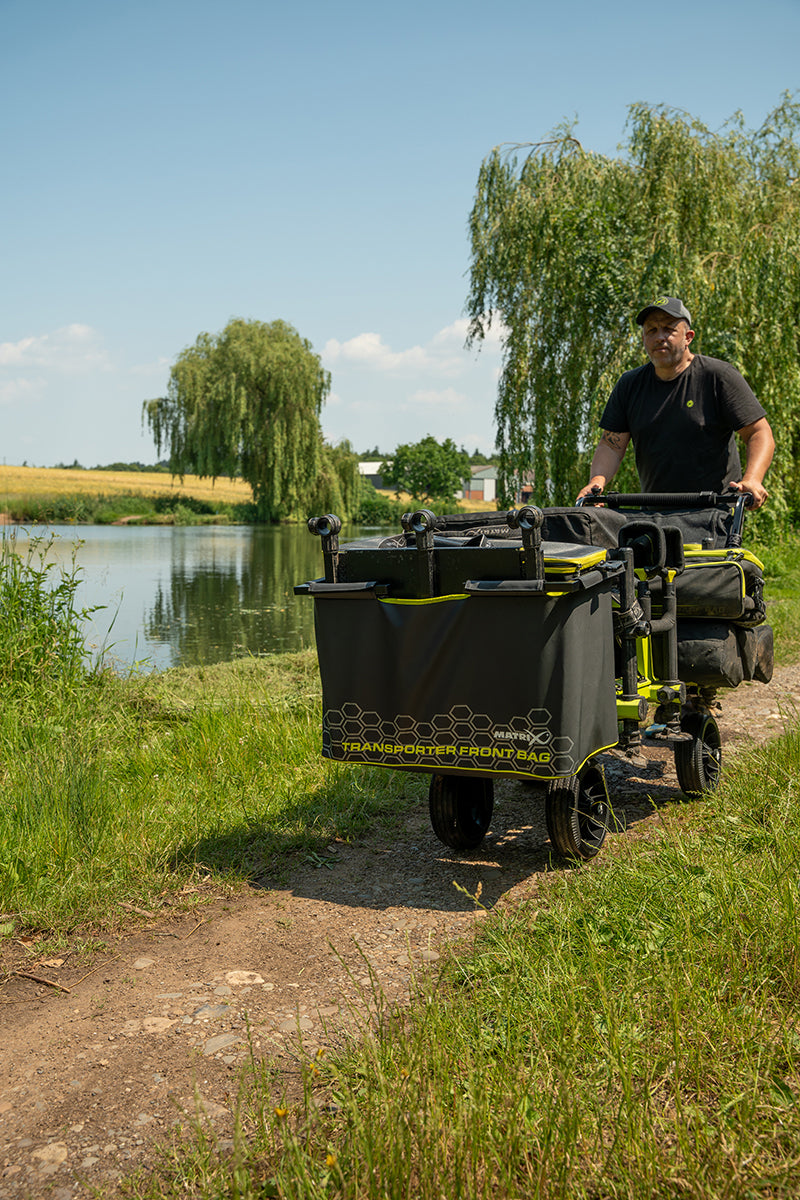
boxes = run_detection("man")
[577,298,774,508]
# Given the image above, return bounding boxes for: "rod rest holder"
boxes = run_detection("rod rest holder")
[402,509,439,596]
[506,505,545,582]
[308,513,342,583]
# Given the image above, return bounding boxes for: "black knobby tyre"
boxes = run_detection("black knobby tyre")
[674,711,722,797]
[428,775,494,851]
[545,764,609,861]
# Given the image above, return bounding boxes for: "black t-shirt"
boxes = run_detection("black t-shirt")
[600,355,766,493]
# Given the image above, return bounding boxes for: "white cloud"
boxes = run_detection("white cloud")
[0,377,40,406]
[430,313,509,351]
[319,315,508,457]
[0,337,37,366]
[323,314,508,383]
[324,331,432,372]
[0,324,110,375]
[428,318,470,347]
[403,387,467,409]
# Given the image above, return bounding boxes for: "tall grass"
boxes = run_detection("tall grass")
[753,532,800,662]
[0,658,426,929]
[0,531,93,691]
[131,725,800,1199]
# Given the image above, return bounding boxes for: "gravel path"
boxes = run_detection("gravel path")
[2,664,799,1199]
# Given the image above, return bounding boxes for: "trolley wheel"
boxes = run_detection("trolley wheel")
[545,764,609,861]
[428,775,494,851]
[674,711,722,797]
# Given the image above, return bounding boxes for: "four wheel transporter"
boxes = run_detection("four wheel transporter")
[296,491,773,862]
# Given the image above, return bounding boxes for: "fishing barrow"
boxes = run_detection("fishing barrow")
[295,490,772,862]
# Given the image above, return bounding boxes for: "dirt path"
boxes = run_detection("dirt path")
[2,666,799,1199]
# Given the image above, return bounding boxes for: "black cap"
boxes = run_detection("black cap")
[636,297,692,326]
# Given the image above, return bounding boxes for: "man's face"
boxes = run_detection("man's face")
[641,311,695,375]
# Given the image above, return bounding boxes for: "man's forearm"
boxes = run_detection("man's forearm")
[588,438,627,487]
[576,431,630,502]
[734,418,775,509]
[741,421,775,485]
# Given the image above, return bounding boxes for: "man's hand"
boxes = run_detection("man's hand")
[729,477,769,509]
[575,480,606,503]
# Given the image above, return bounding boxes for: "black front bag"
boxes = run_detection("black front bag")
[312,582,618,783]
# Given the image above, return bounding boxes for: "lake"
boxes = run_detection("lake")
[6,523,382,671]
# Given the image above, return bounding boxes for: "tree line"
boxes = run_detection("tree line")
[143,319,484,518]
[145,96,800,527]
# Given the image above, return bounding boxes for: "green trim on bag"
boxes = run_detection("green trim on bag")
[683,547,765,570]
[681,559,746,596]
[543,548,607,573]
[378,593,469,606]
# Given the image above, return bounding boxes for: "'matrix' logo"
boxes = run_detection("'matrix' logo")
[495,728,551,746]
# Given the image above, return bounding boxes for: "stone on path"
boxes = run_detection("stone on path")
[202,1033,242,1056]
[224,970,264,986]
[31,1143,69,1165]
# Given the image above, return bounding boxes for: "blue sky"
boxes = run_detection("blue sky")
[2,0,798,467]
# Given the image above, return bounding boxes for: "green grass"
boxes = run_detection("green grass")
[0,659,426,931]
[129,725,800,1199]
[0,532,427,932]
[753,532,800,662]
[3,530,800,1198]
[4,489,256,525]
[0,531,94,694]
[3,482,405,526]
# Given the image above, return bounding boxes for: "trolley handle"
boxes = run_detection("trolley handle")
[578,488,753,510]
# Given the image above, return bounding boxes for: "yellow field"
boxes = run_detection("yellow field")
[0,465,253,506]
[394,494,498,512]
[0,465,500,518]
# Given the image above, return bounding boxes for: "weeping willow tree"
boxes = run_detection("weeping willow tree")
[144,318,359,521]
[467,97,800,523]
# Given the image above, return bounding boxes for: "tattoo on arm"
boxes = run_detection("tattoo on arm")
[601,430,629,451]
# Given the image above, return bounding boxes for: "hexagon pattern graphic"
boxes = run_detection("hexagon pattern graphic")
[321,701,577,779]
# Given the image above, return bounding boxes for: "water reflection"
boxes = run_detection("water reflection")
[144,524,326,666]
[7,523,369,670]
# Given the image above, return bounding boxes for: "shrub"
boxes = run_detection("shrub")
[0,532,95,691]
[353,480,405,524]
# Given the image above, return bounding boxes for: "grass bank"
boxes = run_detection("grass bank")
[2,532,799,1198]
[0,653,428,935]
[0,532,427,934]
[141,725,799,1200]
[12,533,797,938]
